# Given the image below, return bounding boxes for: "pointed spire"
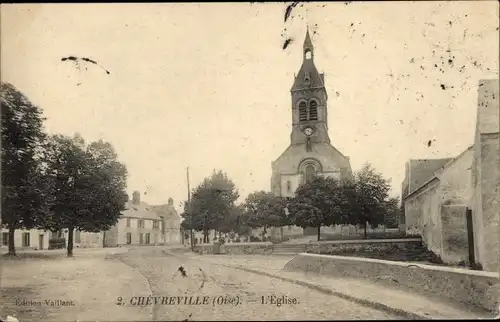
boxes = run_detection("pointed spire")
[304,26,313,50]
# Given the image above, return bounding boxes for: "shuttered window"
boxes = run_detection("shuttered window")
[299,102,307,121]
[309,101,318,120]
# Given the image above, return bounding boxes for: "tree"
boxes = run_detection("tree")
[44,134,128,257]
[349,163,391,238]
[289,176,349,241]
[187,170,239,243]
[233,204,253,237]
[383,196,402,228]
[1,83,50,255]
[241,191,289,240]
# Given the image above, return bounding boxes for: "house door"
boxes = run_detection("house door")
[139,233,144,245]
[39,234,44,250]
[466,208,475,267]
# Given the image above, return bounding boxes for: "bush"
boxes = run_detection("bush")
[235,238,241,243]
[249,236,261,242]
[48,238,66,250]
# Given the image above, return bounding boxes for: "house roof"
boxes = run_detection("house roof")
[150,204,180,220]
[122,200,163,220]
[406,158,452,195]
[405,146,474,200]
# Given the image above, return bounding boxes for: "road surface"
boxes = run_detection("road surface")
[117,247,404,321]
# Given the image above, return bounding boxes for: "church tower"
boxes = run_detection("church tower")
[270,29,354,236]
[290,28,331,148]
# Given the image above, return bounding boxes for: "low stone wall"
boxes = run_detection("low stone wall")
[193,242,274,255]
[284,253,500,312]
[305,238,422,254]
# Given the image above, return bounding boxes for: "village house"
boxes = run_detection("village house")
[0,227,51,251]
[403,78,499,271]
[103,191,165,246]
[1,190,183,251]
[403,147,474,264]
[151,197,182,245]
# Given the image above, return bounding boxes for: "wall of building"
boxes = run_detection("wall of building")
[472,133,500,272]
[405,183,443,257]
[72,230,103,248]
[0,229,51,250]
[440,205,469,264]
[404,180,439,237]
[437,148,473,204]
[470,78,499,273]
[280,173,302,198]
[119,217,163,245]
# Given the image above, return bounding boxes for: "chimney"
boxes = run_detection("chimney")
[132,191,141,204]
[168,197,174,206]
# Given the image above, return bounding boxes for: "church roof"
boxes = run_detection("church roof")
[291,60,325,91]
[291,29,325,92]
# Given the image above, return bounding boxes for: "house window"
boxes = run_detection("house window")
[138,220,144,228]
[309,100,318,120]
[126,218,131,227]
[2,232,8,246]
[126,232,132,244]
[286,180,292,193]
[22,232,30,247]
[153,220,159,229]
[298,101,307,121]
[145,233,151,244]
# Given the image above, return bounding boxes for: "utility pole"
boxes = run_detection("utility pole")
[187,167,194,250]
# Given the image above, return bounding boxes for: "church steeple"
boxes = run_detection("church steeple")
[303,27,314,60]
[291,29,324,92]
[290,28,330,146]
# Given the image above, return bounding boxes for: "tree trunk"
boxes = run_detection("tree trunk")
[203,229,208,243]
[8,226,16,256]
[218,230,221,241]
[363,221,368,239]
[67,227,74,257]
[317,226,321,242]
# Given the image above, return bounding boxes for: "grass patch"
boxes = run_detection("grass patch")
[319,231,420,241]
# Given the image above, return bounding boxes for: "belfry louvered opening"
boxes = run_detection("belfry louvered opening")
[309,101,318,120]
[299,102,307,121]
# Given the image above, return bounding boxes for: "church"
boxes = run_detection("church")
[271,29,354,236]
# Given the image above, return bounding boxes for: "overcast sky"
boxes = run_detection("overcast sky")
[2,2,499,213]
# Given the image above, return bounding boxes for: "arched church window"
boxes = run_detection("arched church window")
[299,102,307,121]
[286,180,292,192]
[309,100,318,121]
[305,164,316,183]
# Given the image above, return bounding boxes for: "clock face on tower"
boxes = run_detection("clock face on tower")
[304,127,314,136]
